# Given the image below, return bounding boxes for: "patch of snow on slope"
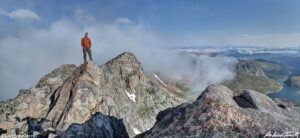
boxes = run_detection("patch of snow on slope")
[125,90,136,102]
[132,127,141,135]
[154,74,167,86]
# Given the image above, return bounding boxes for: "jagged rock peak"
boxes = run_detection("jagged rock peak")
[78,52,140,72]
[0,52,185,138]
[36,64,76,88]
[103,52,141,66]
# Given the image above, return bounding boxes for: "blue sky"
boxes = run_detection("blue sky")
[1,0,300,101]
[1,0,300,46]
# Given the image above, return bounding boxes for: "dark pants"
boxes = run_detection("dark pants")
[83,47,93,62]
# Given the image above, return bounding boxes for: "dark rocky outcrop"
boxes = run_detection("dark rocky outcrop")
[0,128,6,135]
[137,85,300,137]
[58,112,129,138]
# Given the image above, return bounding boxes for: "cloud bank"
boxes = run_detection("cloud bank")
[0,15,237,101]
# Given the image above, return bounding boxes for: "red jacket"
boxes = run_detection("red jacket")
[81,37,91,48]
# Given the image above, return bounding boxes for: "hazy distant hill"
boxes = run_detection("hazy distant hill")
[224,59,290,94]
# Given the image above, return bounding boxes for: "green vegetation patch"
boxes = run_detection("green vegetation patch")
[225,74,283,94]
[137,102,155,119]
[146,87,157,94]
[254,60,291,80]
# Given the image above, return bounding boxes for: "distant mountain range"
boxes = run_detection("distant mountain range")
[174,46,300,56]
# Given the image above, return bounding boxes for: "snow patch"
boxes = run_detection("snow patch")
[132,127,141,135]
[154,74,167,86]
[125,90,136,102]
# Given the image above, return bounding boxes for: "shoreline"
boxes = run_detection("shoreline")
[264,83,284,95]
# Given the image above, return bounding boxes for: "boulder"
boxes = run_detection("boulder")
[137,84,300,137]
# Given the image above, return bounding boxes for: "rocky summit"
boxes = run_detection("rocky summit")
[0,52,185,137]
[137,84,300,138]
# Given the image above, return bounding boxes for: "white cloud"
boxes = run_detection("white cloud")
[0,9,41,20]
[115,17,131,24]
[241,34,249,38]
[0,17,237,101]
[233,33,300,47]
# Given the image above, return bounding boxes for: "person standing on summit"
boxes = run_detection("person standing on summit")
[81,32,93,63]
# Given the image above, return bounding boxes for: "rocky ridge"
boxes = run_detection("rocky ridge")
[0,52,185,137]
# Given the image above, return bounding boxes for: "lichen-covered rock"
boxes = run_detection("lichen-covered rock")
[137,84,300,138]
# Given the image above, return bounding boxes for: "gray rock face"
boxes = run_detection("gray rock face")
[137,84,300,138]
[0,64,76,134]
[0,52,185,138]
[235,59,267,77]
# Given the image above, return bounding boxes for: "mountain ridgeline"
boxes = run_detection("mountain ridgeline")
[0,52,185,137]
[0,52,299,138]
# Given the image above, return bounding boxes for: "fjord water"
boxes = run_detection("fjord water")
[226,47,300,102]
[182,47,300,102]
[267,83,300,102]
